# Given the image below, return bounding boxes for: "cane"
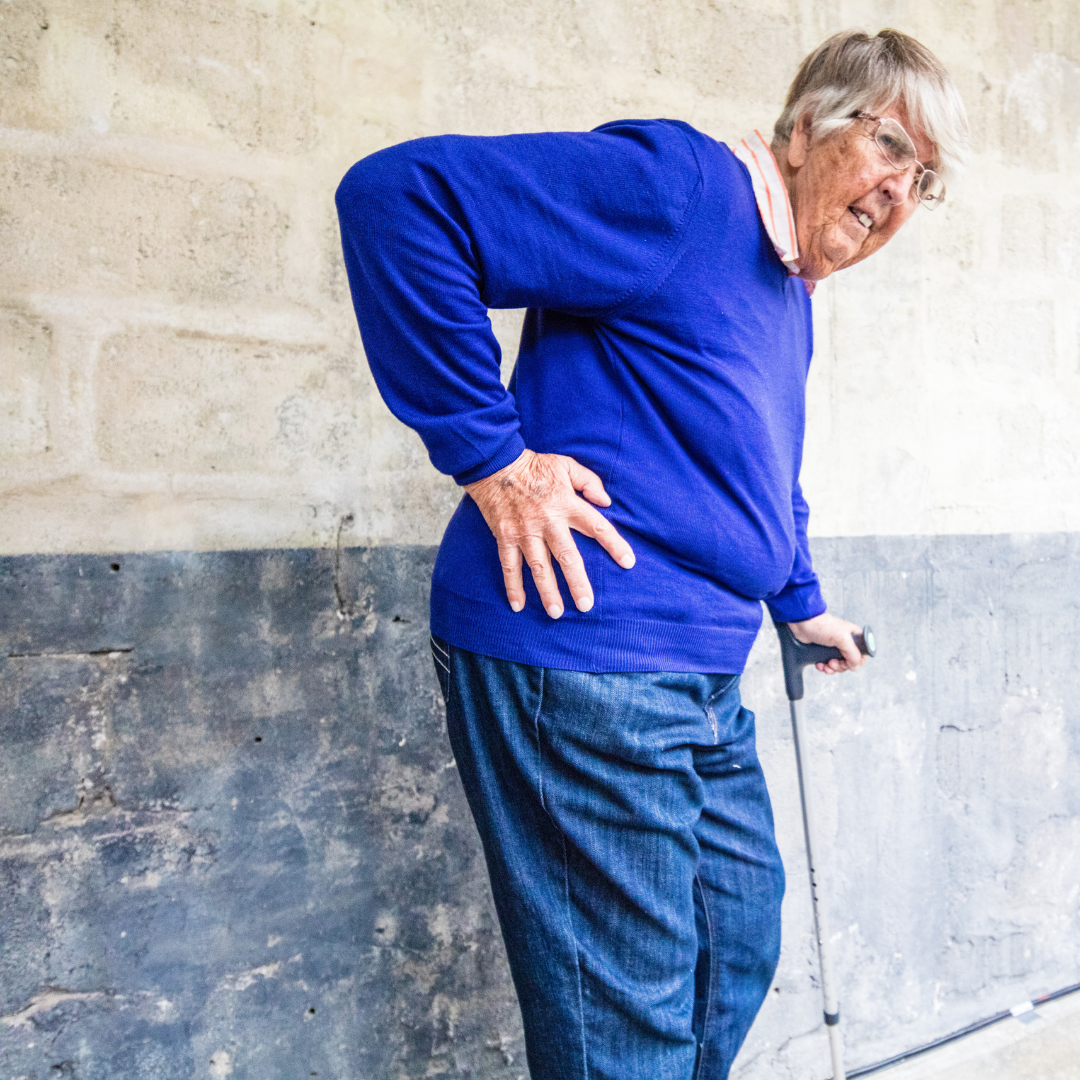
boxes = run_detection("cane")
[774,622,876,1080]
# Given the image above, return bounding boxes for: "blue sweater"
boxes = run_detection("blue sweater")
[336,119,826,674]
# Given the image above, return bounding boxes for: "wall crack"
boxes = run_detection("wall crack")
[333,512,355,621]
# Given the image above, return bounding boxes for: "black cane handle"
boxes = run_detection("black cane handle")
[775,622,876,701]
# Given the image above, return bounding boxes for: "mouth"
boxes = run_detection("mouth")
[849,206,874,230]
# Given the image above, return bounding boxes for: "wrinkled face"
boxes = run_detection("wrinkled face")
[784,101,937,280]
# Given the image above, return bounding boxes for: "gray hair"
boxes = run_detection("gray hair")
[773,29,969,186]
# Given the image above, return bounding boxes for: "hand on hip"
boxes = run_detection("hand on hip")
[464,449,636,619]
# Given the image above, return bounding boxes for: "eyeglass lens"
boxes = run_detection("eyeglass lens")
[875,118,917,168]
[916,170,945,206]
[874,118,945,207]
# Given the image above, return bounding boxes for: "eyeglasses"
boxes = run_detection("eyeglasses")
[855,112,946,209]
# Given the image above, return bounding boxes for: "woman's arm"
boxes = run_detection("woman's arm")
[335,122,701,615]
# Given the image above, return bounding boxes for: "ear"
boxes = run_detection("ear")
[787,113,812,169]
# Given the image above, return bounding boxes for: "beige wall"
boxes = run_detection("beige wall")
[2,0,1078,555]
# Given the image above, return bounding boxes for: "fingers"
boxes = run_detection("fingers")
[814,631,863,674]
[793,613,866,676]
[565,457,611,508]
[572,501,636,570]
[497,541,526,614]
[520,536,566,619]
[836,632,864,669]
[504,523,605,618]
[831,620,865,671]
[816,659,847,674]
[547,528,595,615]
[524,501,635,617]
[525,526,597,618]
[473,452,635,619]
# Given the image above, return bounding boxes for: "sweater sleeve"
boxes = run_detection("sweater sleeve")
[764,478,827,623]
[335,121,702,484]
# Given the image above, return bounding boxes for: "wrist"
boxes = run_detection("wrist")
[453,434,529,487]
[464,448,532,498]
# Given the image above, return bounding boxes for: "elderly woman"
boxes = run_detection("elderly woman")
[337,27,968,1080]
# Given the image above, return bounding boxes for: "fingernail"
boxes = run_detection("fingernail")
[576,596,593,612]
[619,554,636,569]
[510,600,523,613]
[546,604,563,619]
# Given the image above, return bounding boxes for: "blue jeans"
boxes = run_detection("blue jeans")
[431,638,785,1080]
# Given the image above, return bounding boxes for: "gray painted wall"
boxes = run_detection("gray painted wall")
[3,534,1077,1079]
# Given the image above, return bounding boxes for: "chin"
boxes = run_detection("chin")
[797,252,838,281]
[801,237,862,279]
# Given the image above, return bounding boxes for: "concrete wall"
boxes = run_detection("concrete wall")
[4,0,1080,552]
[2,2,1078,1079]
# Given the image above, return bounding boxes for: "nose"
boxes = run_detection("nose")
[878,165,917,206]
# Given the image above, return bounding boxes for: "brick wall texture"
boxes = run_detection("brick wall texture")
[1,0,1079,555]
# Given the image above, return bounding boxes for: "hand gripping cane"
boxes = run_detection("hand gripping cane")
[774,622,876,1080]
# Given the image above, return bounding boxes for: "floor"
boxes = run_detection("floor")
[874,989,1080,1080]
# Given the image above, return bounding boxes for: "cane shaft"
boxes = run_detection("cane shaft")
[790,698,846,1080]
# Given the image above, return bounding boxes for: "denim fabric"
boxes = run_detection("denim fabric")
[431,636,785,1080]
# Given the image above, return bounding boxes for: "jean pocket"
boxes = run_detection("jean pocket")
[430,635,451,703]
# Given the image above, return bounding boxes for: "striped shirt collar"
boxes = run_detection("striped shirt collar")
[731,130,805,280]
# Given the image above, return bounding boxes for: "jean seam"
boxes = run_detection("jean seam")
[532,666,547,812]
[693,872,715,1080]
[445,643,455,717]
[558,829,590,1080]
[534,670,589,1080]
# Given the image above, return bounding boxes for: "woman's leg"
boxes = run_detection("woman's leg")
[435,637,779,1080]
[691,693,785,1079]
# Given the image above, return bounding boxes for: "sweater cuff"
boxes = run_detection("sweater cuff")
[764,578,827,624]
[452,432,527,486]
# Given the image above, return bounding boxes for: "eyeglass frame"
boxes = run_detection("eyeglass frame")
[852,112,945,209]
